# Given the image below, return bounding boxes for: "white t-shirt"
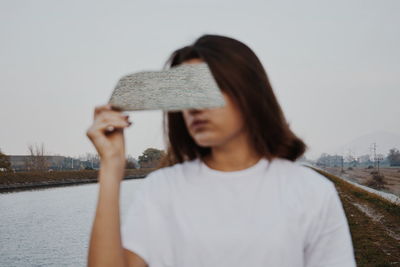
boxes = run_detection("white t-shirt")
[121,157,356,267]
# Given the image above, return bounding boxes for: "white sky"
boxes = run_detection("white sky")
[1,0,399,160]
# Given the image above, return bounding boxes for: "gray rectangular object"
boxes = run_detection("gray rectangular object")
[108,62,226,112]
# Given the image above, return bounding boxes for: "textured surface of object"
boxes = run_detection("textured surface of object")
[108,63,225,111]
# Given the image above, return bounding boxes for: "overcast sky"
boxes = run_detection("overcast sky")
[1,0,399,160]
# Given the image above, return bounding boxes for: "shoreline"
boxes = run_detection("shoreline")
[0,168,157,194]
[0,174,146,193]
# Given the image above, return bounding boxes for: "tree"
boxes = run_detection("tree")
[316,153,343,168]
[387,148,400,167]
[345,154,359,167]
[316,153,330,167]
[24,143,50,171]
[126,155,139,169]
[359,154,372,164]
[138,148,165,168]
[0,148,11,171]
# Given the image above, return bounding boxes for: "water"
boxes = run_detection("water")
[0,179,143,267]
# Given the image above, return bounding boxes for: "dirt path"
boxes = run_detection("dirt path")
[311,168,400,266]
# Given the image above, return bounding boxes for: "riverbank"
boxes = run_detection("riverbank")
[0,169,155,193]
[324,166,400,197]
[310,167,400,265]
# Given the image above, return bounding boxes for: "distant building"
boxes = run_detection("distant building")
[9,155,100,171]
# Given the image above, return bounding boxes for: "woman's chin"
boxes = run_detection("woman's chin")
[193,138,220,148]
[191,131,223,147]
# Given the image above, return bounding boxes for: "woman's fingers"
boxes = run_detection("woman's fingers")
[87,110,132,140]
[97,120,131,133]
[86,104,132,161]
[96,111,130,125]
[97,110,130,123]
[93,103,127,119]
[93,104,131,123]
[87,119,130,141]
[94,104,112,118]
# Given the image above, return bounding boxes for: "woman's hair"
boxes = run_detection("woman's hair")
[157,34,307,168]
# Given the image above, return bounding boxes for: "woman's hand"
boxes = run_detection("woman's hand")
[87,106,135,267]
[86,103,132,164]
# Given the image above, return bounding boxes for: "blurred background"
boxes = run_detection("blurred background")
[1,0,399,266]
[1,0,399,161]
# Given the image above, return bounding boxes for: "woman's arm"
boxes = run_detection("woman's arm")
[86,104,147,267]
[87,158,127,266]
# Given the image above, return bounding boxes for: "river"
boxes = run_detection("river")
[0,179,143,267]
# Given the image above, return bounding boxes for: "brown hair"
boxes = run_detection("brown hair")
[157,34,307,168]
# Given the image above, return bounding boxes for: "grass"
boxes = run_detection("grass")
[312,168,400,217]
[309,167,400,266]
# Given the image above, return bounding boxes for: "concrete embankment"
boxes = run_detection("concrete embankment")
[0,169,155,193]
[309,167,400,265]
[0,175,145,193]
[311,165,400,205]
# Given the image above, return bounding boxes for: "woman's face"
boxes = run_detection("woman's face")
[181,58,247,148]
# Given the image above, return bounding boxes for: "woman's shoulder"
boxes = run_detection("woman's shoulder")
[141,158,200,187]
[135,159,200,204]
[146,158,199,178]
[270,158,340,218]
[270,157,337,196]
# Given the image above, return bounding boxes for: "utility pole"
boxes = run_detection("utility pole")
[378,158,380,174]
[348,149,354,168]
[376,155,384,175]
[341,155,344,173]
[370,142,377,169]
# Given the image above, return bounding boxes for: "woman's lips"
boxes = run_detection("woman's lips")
[190,120,209,130]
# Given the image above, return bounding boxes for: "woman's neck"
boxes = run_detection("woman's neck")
[202,133,262,172]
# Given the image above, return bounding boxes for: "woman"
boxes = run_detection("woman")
[87,35,356,267]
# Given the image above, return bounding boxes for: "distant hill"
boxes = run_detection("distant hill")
[331,131,400,156]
